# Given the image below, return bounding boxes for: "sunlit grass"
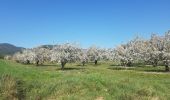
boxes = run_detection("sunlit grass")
[0,59,170,100]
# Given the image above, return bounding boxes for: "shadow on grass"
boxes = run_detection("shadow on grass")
[76,64,87,67]
[87,62,102,66]
[110,64,122,67]
[108,67,135,71]
[40,64,58,67]
[56,67,85,71]
[108,67,168,73]
[143,69,166,73]
[110,64,146,67]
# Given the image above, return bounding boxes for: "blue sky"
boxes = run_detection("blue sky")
[0,0,170,48]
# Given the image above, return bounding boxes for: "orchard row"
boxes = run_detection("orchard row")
[5,31,170,71]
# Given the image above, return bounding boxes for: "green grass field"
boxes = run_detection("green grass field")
[0,59,170,100]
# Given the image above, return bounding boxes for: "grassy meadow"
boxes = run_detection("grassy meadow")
[0,59,170,100]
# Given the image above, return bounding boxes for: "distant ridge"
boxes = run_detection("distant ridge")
[37,45,54,49]
[0,43,24,58]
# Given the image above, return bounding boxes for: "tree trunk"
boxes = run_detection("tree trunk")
[36,60,39,66]
[164,60,169,72]
[127,61,132,67]
[82,61,85,66]
[61,61,66,70]
[153,62,158,67]
[61,58,67,70]
[95,60,97,65]
[26,60,30,64]
[153,61,158,67]
[165,65,169,72]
